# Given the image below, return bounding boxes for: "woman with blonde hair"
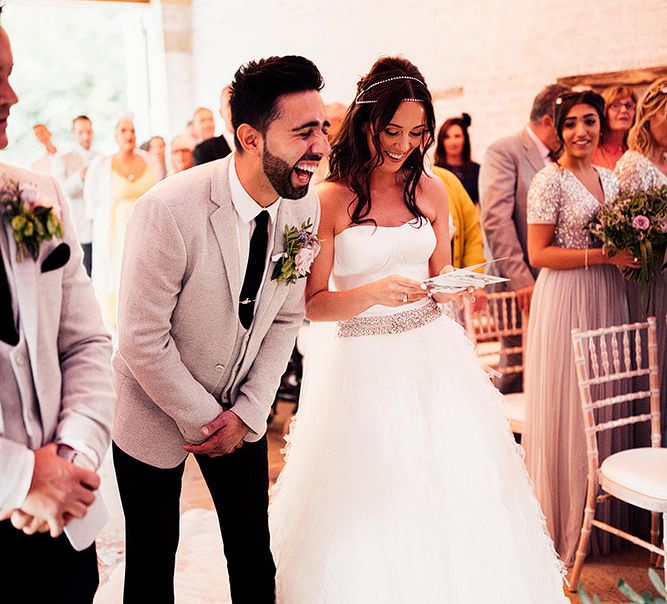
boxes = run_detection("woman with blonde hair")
[591,85,637,169]
[85,115,159,327]
[615,77,667,444]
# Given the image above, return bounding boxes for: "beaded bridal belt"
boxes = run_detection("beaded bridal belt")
[337,300,442,338]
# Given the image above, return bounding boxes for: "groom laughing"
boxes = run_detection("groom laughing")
[112,56,330,604]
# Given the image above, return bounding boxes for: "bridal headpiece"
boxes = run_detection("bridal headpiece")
[354,76,427,105]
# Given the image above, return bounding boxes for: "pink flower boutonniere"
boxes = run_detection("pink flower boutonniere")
[0,178,64,262]
[271,218,320,284]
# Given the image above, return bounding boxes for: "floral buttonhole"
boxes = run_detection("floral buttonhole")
[0,178,64,262]
[271,218,320,284]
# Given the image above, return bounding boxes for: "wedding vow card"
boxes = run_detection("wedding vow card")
[422,259,510,294]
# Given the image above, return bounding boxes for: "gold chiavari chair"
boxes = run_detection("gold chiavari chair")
[463,290,527,435]
[569,316,666,591]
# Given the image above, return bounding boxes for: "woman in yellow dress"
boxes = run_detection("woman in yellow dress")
[85,116,159,327]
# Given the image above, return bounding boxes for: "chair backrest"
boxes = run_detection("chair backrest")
[463,291,526,383]
[571,317,661,469]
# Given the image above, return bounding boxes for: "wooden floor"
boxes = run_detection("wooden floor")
[96,401,663,603]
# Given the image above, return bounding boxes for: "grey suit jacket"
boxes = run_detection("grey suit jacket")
[113,155,320,468]
[0,163,114,509]
[479,129,544,291]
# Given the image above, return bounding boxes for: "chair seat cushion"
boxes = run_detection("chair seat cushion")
[501,392,526,434]
[600,448,667,502]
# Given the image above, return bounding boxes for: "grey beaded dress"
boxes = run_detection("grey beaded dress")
[616,150,667,446]
[523,163,630,567]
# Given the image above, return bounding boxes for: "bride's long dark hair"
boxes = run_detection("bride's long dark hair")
[327,57,436,226]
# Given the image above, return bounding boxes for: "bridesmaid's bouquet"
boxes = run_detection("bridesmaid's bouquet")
[586,185,667,284]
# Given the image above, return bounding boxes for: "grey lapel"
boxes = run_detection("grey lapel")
[5,225,40,386]
[520,129,547,174]
[209,157,242,305]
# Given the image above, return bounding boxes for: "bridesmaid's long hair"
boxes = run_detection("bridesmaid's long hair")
[628,77,667,158]
[327,57,436,226]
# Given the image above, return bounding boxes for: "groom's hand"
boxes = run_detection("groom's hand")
[182,410,249,457]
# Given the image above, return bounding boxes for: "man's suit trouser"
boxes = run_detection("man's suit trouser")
[0,519,98,604]
[113,437,275,604]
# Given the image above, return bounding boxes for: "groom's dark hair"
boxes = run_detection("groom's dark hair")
[230,55,324,152]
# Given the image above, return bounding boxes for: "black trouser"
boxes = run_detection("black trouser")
[81,242,92,277]
[113,439,275,604]
[0,519,98,604]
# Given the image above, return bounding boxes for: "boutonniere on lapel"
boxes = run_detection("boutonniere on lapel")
[271,218,321,284]
[0,178,64,262]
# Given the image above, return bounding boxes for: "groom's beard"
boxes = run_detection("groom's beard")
[262,144,319,200]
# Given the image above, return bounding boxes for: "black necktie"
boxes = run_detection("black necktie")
[0,247,19,346]
[239,211,269,330]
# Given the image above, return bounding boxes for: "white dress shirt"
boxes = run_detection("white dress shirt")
[228,154,282,313]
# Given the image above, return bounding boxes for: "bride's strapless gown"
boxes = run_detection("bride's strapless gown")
[269,220,567,603]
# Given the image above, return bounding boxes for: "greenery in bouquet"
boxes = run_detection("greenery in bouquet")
[586,186,667,285]
[577,568,667,603]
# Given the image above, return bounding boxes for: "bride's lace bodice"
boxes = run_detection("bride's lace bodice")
[331,219,436,316]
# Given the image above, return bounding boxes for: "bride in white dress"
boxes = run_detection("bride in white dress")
[269,57,567,603]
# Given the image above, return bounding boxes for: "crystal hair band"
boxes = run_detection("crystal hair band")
[354,75,427,105]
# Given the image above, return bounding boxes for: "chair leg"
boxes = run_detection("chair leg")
[650,511,660,566]
[569,483,598,592]
[663,513,666,580]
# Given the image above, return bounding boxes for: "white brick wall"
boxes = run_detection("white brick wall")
[183,0,667,159]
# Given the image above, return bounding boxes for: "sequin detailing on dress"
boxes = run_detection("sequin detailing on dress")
[615,150,667,195]
[337,300,442,337]
[527,163,619,249]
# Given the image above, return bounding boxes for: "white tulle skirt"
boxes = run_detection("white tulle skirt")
[269,308,567,603]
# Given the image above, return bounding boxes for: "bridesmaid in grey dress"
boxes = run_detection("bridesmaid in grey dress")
[523,91,641,566]
[615,78,667,445]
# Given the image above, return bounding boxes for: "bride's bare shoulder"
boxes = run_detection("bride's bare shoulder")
[316,181,355,213]
[315,181,355,233]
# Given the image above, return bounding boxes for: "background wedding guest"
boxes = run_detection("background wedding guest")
[615,77,667,444]
[432,165,487,314]
[193,89,233,165]
[146,135,167,180]
[479,82,569,393]
[219,84,236,150]
[434,113,480,204]
[313,101,347,184]
[84,115,159,328]
[431,165,485,269]
[53,115,98,276]
[591,85,637,169]
[31,123,58,175]
[0,23,114,604]
[186,118,196,140]
[169,133,195,173]
[191,105,216,143]
[524,90,639,567]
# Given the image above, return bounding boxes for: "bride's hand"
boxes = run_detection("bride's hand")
[368,274,428,307]
[427,264,466,304]
[426,266,485,307]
